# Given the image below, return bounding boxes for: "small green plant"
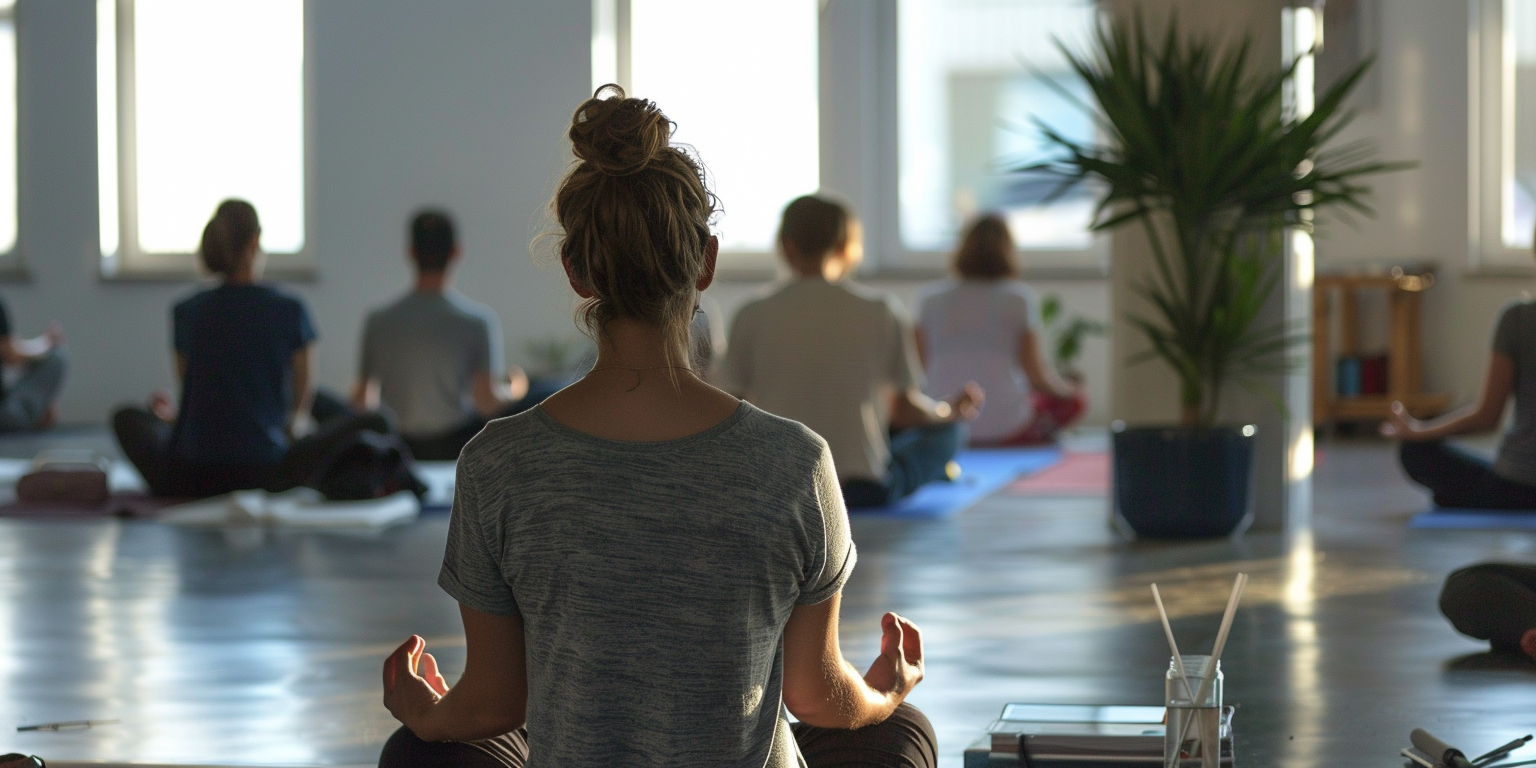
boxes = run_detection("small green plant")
[524,336,586,378]
[1041,293,1106,376]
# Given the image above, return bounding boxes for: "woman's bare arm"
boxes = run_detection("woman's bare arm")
[1383,352,1514,441]
[780,591,923,729]
[383,605,529,742]
[289,346,314,435]
[1017,329,1077,399]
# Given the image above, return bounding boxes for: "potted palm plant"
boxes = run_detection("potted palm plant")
[1025,14,1407,537]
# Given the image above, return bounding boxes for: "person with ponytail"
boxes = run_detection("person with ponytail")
[112,199,390,498]
[378,86,938,768]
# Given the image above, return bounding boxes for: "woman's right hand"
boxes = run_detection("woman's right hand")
[947,382,985,422]
[862,612,924,700]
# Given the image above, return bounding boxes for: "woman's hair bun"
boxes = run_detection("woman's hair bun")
[569,84,673,176]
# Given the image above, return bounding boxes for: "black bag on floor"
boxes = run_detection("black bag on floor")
[313,429,428,501]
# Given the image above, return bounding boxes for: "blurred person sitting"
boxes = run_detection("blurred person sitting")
[722,195,982,508]
[916,213,1084,446]
[341,210,555,461]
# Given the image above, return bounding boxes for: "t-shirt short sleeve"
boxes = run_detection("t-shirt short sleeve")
[291,300,318,352]
[884,297,923,392]
[466,309,503,379]
[438,462,520,616]
[1494,302,1528,360]
[1017,283,1045,332]
[798,441,857,605]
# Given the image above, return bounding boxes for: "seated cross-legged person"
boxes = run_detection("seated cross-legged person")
[113,200,390,499]
[1383,291,1536,509]
[348,210,552,461]
[0,297,66,433]
[722,195,982,508]
[378,85,936,768]
[916,213,1084,446]
[1439,562,1536,660]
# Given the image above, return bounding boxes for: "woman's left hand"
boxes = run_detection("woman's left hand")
[1379,401,1425,440]
[383,635,450,733]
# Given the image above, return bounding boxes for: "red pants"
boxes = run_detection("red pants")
[984,391,1086,446]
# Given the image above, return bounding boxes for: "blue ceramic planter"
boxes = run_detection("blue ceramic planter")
[1112,424,1255,538]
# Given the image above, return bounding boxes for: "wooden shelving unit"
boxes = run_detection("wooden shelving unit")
[1312,268,1451,427]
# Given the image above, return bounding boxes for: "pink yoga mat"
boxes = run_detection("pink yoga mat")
[1006,451,1109,495]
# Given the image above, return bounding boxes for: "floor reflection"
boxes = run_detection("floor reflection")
[0,440,1533,768]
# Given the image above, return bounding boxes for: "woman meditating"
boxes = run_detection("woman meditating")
[1383,292,1536,509]
[113,200,390,498]
[916,214,1083,445]
[378,86,937,768]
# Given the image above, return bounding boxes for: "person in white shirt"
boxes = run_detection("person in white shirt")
[915,214,1084,445]
[722,195,983,507]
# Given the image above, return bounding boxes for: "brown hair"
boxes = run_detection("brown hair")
[200,199,261,277]
[779,195,850,266]
[952,213,1017,279]
[554,84,717,370]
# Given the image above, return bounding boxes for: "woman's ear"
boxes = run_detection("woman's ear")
[562,257,595,299]
[697,236,718,292]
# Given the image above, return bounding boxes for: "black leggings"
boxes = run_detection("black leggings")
[112,405,393,499]
[1399,440,1536,509]
[378,702,937,768]
[1440,562,1536,652]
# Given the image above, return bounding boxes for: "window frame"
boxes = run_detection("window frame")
[98,0,316,280]
[593,0,1107,280]
[0,0,21,278]
[1471,0,1536,272]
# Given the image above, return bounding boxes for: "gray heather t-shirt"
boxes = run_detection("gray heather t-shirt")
[1494,300,1536,484]
[438,403,856,768]
[359,291,503,437]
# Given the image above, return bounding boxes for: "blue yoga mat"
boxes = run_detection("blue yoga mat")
[1409,508,1536,530]
[848,447,1062,520]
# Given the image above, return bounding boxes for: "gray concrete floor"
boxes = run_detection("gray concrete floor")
[1,431,1534,767]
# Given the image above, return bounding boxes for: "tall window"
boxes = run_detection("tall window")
[596,0,819,256]
[898,0,1099,257]
[99,0,307,274]
[0,0,16,262]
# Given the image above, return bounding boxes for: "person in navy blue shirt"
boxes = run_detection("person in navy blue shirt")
[113,199,390,498]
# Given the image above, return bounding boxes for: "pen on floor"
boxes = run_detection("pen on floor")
[16,719,120,732]
[1474,734,1534,766]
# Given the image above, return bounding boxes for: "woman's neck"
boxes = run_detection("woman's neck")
[592,318,690,370]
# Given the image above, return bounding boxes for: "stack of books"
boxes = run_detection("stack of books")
[962,703,1236,767]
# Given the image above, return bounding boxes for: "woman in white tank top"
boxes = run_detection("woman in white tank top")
[915,214,1084,445]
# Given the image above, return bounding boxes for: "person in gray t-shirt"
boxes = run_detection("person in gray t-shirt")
[1384,299,1536,509]
[378,86,935,768]
[350,210,554,460]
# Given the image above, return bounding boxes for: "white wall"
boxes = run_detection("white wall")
[15,0,592,425]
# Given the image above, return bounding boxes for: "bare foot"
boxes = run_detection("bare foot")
[1521,628,1536,662]
[34,403,56,431]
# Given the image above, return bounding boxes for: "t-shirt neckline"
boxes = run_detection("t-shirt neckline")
[531,401,752,450]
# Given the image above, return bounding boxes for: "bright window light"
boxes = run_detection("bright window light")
[1506,0,1536,248]
[130,0,304,255]
[97,0,118,258]
[0,9,15,256]
[899,0,1097,252]
[628,0,819,253]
